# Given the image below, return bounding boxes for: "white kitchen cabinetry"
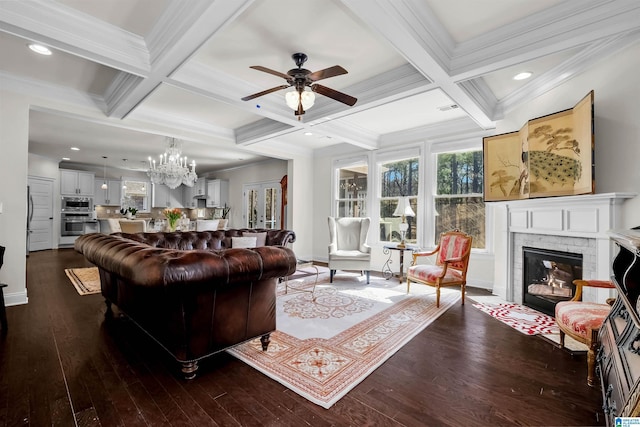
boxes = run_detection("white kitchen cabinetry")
[194,179,207,198]
[94,179,122,205]
[152,184,184,208]
[60,169,94,196]
[182,184,197,208]
[206,179,228,208]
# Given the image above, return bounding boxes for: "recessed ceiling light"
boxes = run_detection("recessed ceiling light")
[513,71,533,81]
[62,157,70,161]
[28,43,52,56]
[304,132,313,136]
[70,147,80,151]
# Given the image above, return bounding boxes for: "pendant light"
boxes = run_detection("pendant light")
[101,156,108,190]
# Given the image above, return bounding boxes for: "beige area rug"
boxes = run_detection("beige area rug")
[468,294,587,352]
[64,267,101,296]
[227,270,461,409]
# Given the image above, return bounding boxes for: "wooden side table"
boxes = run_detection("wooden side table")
[382,245,417,283]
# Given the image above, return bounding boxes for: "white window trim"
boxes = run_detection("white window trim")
[373,145,423,246]
[427,140,492,253]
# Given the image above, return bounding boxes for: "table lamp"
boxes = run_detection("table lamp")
[393,196,415,248]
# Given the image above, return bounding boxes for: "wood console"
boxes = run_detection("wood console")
[598,229,640,425]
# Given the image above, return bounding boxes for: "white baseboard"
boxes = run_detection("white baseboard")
[4,290,28,306]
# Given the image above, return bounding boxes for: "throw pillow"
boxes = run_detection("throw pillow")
[242,232,267,247]
[231,236,257,248]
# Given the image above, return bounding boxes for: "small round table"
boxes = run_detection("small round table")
[382,244,417,283]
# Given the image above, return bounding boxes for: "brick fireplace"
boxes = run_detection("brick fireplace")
[493,193,635,306]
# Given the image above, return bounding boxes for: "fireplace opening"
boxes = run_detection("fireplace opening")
[522,247,583,317]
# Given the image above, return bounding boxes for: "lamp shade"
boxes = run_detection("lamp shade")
[285,89,315,110]
[393,197,415,217]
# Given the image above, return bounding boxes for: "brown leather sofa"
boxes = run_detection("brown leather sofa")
[75,229,297,379]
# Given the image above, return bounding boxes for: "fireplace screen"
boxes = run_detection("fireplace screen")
[523,247,583,316]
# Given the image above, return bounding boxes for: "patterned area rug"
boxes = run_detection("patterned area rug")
[469,296,587,352]
[227,271,460,408]
[472,302,558,335]
[64,267,101,295]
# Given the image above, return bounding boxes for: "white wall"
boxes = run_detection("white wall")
[0,92,29,305]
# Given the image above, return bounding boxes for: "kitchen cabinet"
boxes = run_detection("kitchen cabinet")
[94,179,122,206]
[60,169,94,196]
[183,184,198,208]
[152,184,184,208]
[206,179,228,208]
[194,179,207,198]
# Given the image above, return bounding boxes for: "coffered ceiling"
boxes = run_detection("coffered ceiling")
[1,0,639,173]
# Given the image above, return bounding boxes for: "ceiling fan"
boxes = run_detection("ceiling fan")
[241,53,357,119]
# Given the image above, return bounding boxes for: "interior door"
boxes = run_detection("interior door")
[244,182,281,229]
[28,176,54,252]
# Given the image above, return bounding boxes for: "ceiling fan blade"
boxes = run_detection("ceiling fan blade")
[311,84,357,106]
[249,65,292,81]
[308,65,348,82]
[241,85,290,101]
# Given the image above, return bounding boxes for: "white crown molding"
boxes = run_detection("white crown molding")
[498,30,640,115]
[0,0,150,75]
[451,0,640,79]
[0,71,106,111]
[236,119,296,146]
[379,117,485,147]
[311,120,379,151]
[130,108,235,142]
[458,78,500,121]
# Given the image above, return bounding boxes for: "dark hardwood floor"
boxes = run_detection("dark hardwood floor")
[0,249,604,426]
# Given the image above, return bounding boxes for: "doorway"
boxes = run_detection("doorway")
[243,181,281,229]
[27,176,54,252]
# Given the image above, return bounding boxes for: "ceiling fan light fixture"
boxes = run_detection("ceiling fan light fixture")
[285,89,315,111]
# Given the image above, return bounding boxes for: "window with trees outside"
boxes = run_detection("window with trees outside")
[335,160,368,218]
[379,156,419,245]
[434,150,485,248]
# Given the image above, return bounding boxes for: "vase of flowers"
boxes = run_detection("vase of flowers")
[164,208,181,232]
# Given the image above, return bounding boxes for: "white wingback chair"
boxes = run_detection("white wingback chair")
[328,217,371,284]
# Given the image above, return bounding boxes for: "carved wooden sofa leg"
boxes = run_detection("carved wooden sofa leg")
[260,333,271,351]
[181,361,199,380]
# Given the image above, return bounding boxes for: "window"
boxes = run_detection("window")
[122,179,150,212]
[379,156,419,245]
[335,159,368,218]
[434,150,485,248]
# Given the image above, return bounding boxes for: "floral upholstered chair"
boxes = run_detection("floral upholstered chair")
[555,279,616,386]
[406,229,472,307]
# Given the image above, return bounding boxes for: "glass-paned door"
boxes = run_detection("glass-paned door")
[244,181,281,229]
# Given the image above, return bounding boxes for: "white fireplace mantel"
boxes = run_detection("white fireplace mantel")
[493,192,636,304]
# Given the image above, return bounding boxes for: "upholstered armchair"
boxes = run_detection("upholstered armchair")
[328,217,371,284]
[555,279,616,386]
[406,229,472,307]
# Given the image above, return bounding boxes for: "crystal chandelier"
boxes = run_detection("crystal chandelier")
[147,138,197,189]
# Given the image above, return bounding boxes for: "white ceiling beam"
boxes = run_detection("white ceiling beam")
[451,0,640,80]
[104,0,255,119]
[341,0,496,130]
[0,0,149,75]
